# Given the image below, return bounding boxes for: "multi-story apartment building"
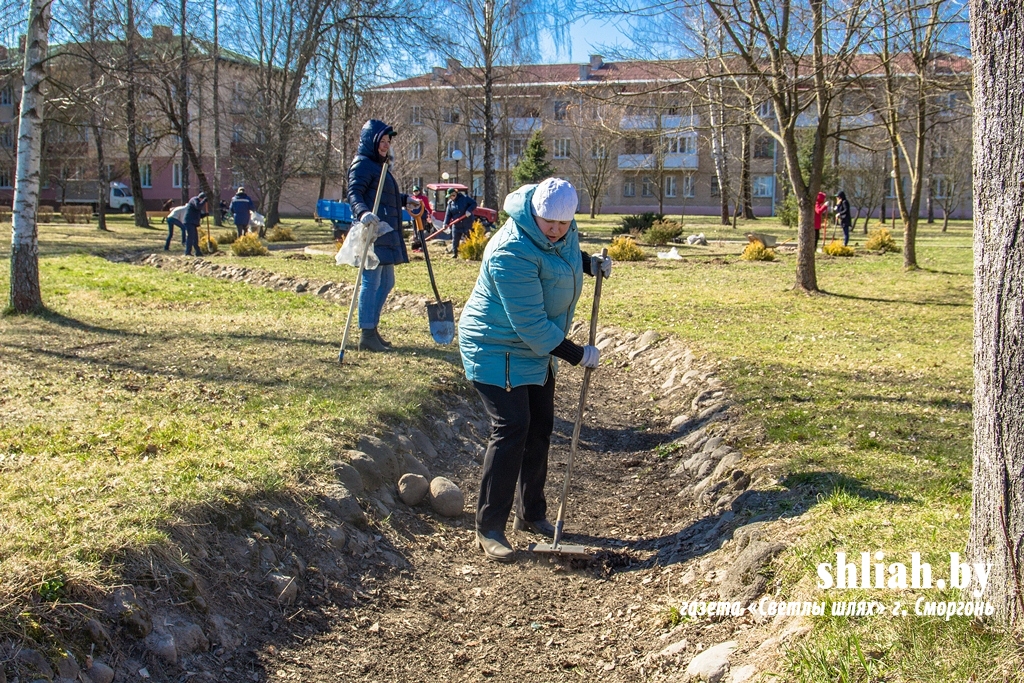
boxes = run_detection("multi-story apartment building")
[363,54,973,221]
[1,28,340,215]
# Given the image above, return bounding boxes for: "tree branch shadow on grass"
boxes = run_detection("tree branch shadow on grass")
[821,291,970,307]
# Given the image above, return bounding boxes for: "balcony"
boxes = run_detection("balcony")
[661,114,700,129]
[618,153,698,170]
[619,115,656,130]
[508,117,540,133]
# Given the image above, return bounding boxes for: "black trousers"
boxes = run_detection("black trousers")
[473,372,556,533]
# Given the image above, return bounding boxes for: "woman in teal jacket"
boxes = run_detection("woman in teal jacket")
[459,178,611,562]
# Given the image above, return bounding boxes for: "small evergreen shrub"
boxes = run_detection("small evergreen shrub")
[646,219,683,245]
[37,206,54,223]
[777,194,799,228]
[216,230,238,245]
[607,235,647,261]
[231,233,270,256]
[613,212,663,235]
[458,220,490,261]
[741,239,776,261]
[61,205,93,224]
[199,233,218,254]
[266,225,295,242]
[865,227,901,253]
[823,240,855,257]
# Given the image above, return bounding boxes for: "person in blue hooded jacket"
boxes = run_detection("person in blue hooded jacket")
[347,119,421,351]
[229,187,255,237]
[459,177,612,563]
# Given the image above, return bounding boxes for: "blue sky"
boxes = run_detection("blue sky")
[538,17,635,64]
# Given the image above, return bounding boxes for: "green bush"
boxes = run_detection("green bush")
[646,219,683,245]
[741,239,776,261]
[607,235,647,261]
[458,220,490,261]
[199,234,218,255]
[613,212,664,235]
[266,225,295,242]
[216,230,238,245]
[231,233,270,257]
[777,194,799,228]
[823,240,855,257]
[865,227,901,253]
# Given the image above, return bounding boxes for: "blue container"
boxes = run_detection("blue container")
[317,199,353,224]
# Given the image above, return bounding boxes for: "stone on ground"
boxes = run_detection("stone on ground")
[398,473,429,506]
[144,629,177,664]
[85,661,115,683]
[683,640,736,682]
[267,573,298,604]
[403,452,431,478]
[408,428,438,459]
[331,460,364,496]
[429,477,465,517]
[728,664,757,683]
[357,435,403,483]
[321,484,366,527]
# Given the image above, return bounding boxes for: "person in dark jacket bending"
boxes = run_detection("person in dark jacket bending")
[229,187,255,237]
[444,187,478,259]
[183,192,208,256]
[347,119,420,352]
[835,191,852,246]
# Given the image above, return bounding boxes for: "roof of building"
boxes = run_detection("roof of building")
[370,53,971,92]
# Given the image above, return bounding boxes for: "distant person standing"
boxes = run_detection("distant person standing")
[835,191,852,246]
[165,203,187,251]
[814,191,829,251]
[183,192,208,256]
[230,187,255,237]
[444,187,477,259]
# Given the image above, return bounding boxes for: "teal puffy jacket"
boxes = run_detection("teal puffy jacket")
[458,183,583,389]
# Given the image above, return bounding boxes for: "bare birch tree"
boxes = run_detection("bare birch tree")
[9,0,51,314]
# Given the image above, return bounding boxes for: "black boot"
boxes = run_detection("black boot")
[358,328,388,352]
[475,529,514,563]
[375,328,393,348]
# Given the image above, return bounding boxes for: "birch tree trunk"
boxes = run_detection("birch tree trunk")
[125,0,149,228]
[212,0,222,226]
[9,0,50,314]
[967,0,1024,627]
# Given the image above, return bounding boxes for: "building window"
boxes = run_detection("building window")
[140,163,152,188]
[0,124,12,148]
[682,174,695,197]
[753,136,774,159]
[641,176,654,197]
[508,138,525,159]
[554,100,569,121]
[664,175,677,198]
[172,162,182,188]
[232,124,244,143]
[933,175,948,199]
[410,140,424,160]
[444,107,460,125]
[411,106,423,124]
[412,177,424,190]
[756,100,773,119]
[473,175,484,199]
[752,175,774,197]
[666,134,696,155]
[444,140,459,160]
[0,166,12,188]
[710,175,720,197]
[0,86,12,105]
[553,139,570,159]
[623,178,635,197]
[591,142,607,159]
[232,171,244,189]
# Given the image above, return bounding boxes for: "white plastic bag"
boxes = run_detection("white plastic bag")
[657,246,683,260]
[250,211,265,229]
[335,221,381,269]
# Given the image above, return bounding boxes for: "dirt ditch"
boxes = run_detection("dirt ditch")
[2,255,817,683]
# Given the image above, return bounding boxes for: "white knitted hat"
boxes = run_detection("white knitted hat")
[530,178,578,221]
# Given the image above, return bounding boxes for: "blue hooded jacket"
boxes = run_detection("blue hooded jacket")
[347,120,409,266]
[229,192,254,225]
[458,183,583,389]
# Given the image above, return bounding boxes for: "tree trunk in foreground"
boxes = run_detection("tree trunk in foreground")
[966,0,1024,627]
[9,0,50,314]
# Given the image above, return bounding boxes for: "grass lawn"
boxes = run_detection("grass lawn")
[2,212,1016,679]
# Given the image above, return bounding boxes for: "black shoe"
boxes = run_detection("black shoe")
[358,328,388,352]
[476,529,515,563]
[375,328,392,348]
[513,517,555,538]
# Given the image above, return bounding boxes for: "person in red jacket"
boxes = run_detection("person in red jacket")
[813,191,829,251]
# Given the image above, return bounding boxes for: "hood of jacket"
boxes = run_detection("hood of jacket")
[816,191,827,203]
[837,191,847,201]
[503,183,574,251]
[357,120,394,163]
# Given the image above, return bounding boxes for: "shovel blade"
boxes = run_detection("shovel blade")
[427,300,456,345]
[527,541,591,559]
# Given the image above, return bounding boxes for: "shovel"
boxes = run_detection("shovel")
[529,248,609,560]
[411,203,455,345]
[338,159,390,363]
